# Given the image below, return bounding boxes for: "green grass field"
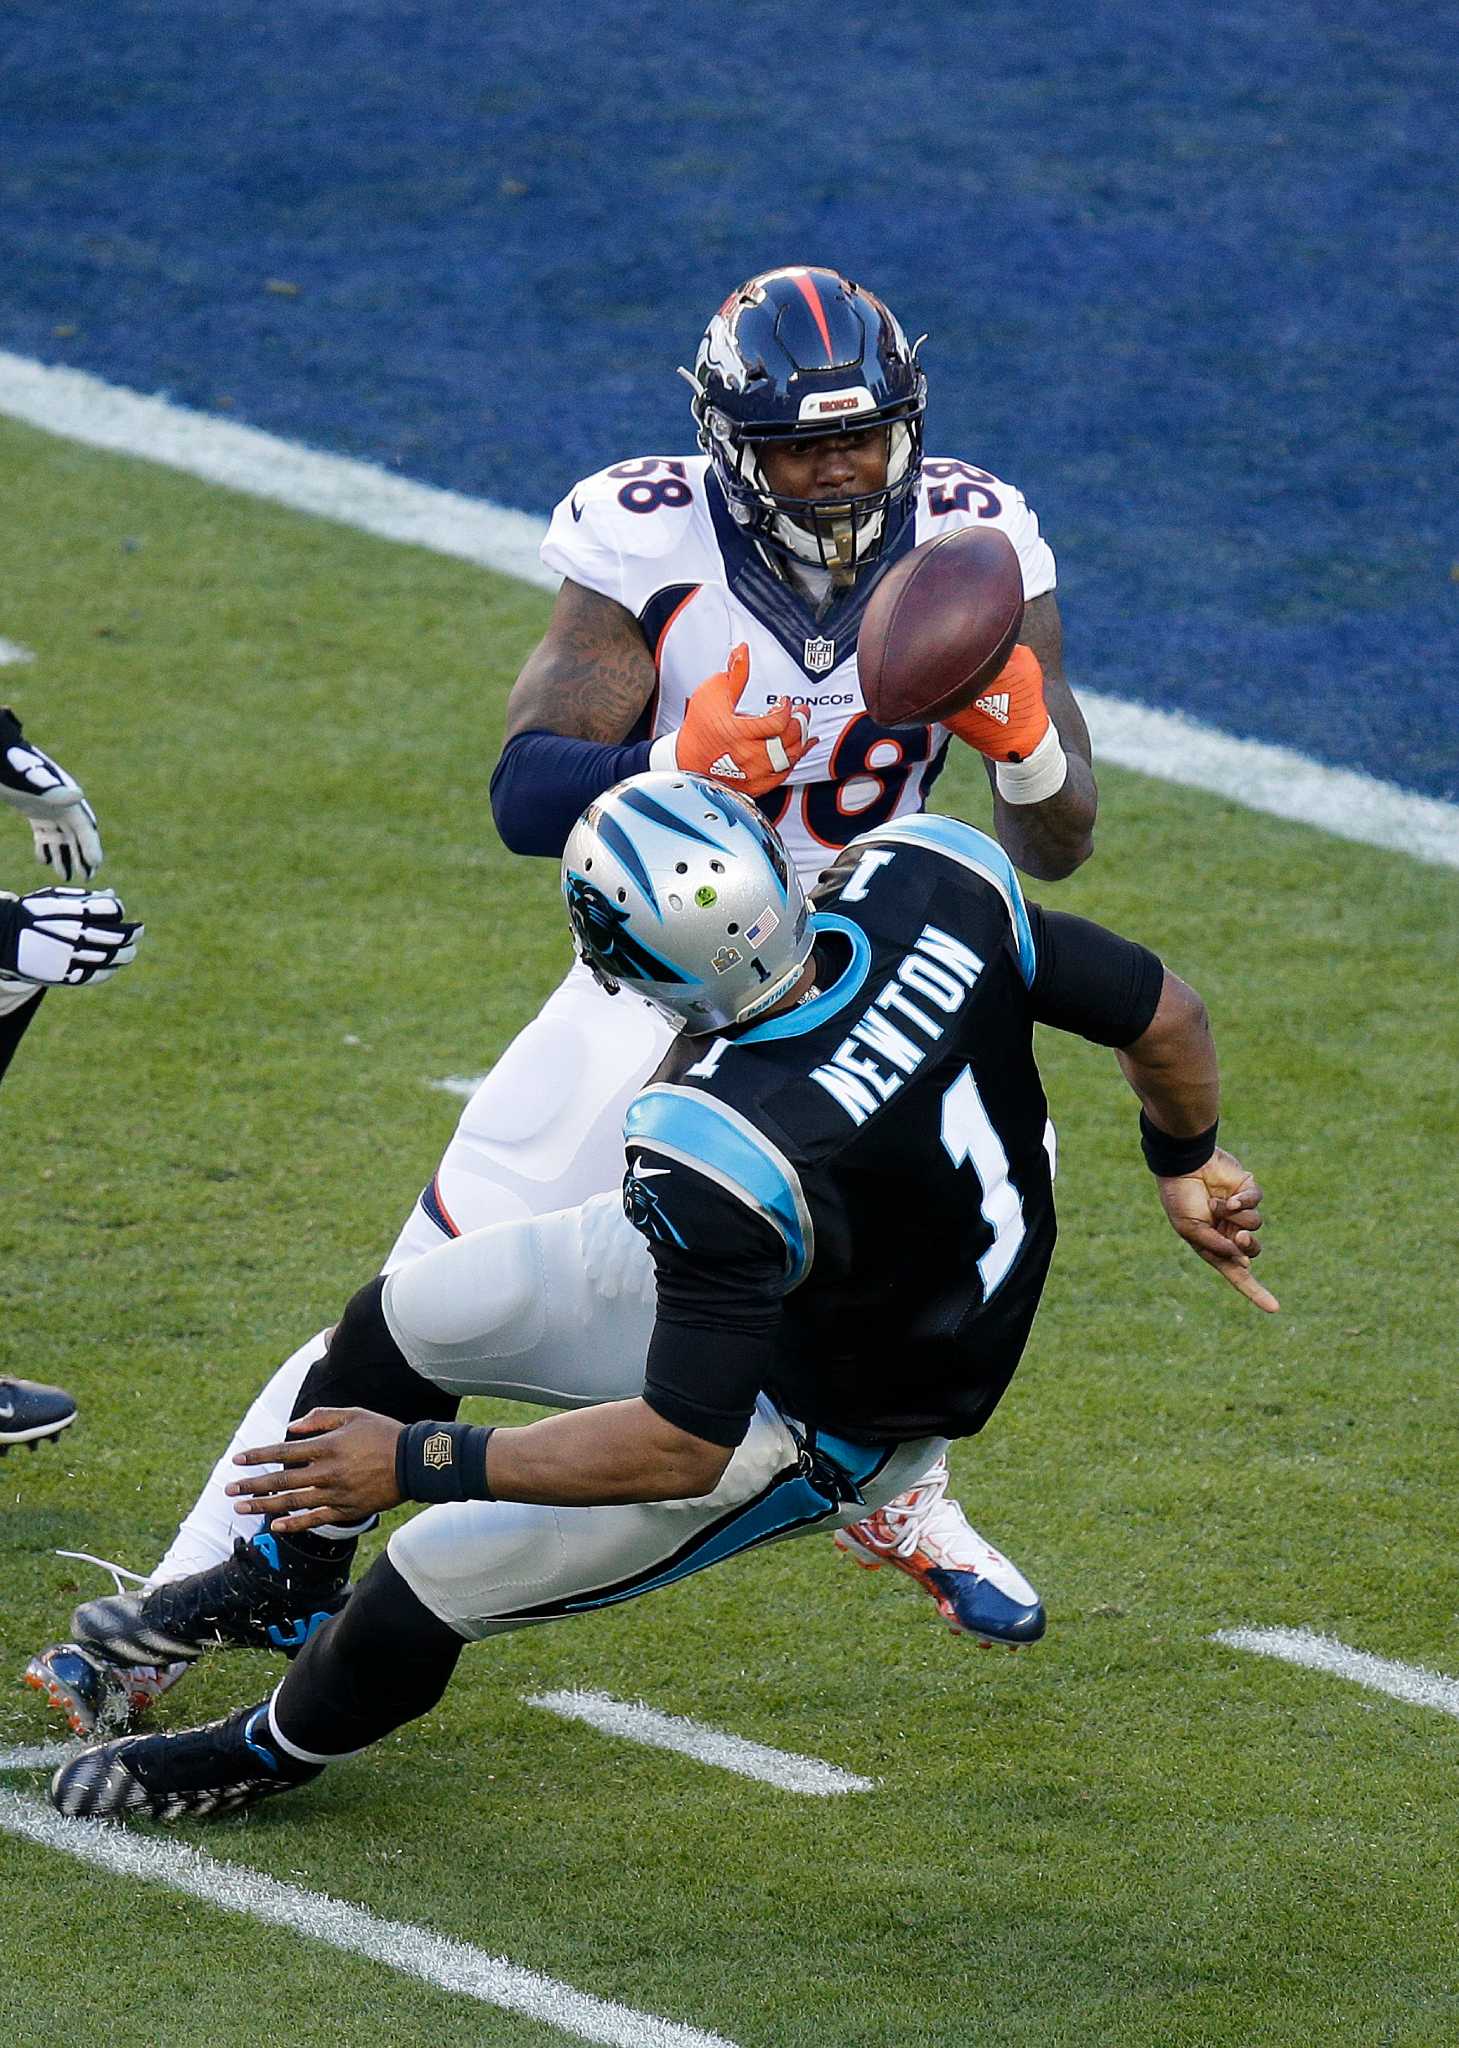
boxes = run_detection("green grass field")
[2,412,1458,2047]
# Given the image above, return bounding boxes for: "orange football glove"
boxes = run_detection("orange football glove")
[673,643,811,795]
[942,644,1050,764]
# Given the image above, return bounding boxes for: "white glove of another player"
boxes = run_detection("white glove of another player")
[0,887,143,988]
[0,706,105,880]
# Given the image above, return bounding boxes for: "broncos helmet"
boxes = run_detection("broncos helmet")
[682,265,927,578]
[562,771,813,1034]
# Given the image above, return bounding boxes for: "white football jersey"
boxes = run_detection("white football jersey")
[540,453,1056,885]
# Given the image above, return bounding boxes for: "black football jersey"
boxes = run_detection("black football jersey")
[623,815,1163,1449]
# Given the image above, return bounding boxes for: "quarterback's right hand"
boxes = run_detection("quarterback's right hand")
[0,707,104,879]
[669,644,811,795]
[0,886,143,988]
[1155,1147,1278,1313]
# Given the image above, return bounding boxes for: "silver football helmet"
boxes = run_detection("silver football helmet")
[561,771,813,1033]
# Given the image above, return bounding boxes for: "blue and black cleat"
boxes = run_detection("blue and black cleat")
[50,1702,321,1823]
[69,1528,350,1668]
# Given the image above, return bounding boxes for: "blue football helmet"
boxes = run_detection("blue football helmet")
[561,772,813,1033]
[682,265,927,578]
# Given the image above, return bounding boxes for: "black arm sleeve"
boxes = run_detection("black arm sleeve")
[627,1147,787,1449]
[1025,904,1164,1048]
[0,982,45,1087]
[0,896,23,976]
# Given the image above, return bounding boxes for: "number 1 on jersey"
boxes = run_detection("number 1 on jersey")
[939,1066,1025,1298]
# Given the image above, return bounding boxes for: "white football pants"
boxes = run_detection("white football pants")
[373,1198,940,1635]
[149,960,673,1585]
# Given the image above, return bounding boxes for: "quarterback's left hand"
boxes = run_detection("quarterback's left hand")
[941,644,1050,763]
[228,1406,405,1533]
[0,707,104,879]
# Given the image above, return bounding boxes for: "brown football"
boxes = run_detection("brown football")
[857,526,1025,725]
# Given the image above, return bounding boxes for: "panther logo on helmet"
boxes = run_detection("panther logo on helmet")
[563,872,692,990]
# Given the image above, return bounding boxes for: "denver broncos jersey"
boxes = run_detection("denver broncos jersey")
[540,456,1057,885]
[621,815,1164,1450]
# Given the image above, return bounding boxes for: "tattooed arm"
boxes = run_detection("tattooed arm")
[490,580,663,856]
[503,579,658,744]
[983,591,1098,882]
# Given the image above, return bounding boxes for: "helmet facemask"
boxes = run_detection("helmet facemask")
[704,409,924,582]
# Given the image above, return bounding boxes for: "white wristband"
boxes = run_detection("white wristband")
[648,731,681,771]
[995,722,1068,806]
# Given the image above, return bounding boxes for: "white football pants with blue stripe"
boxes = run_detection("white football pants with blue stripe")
[150,960,672,1585]
[376,1208,944,1637]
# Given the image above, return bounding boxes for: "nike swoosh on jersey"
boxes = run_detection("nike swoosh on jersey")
[570,496,584,522]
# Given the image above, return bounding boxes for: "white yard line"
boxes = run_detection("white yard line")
[0,1742,78,1771]
[1080,694,1459,871]
[525,1689,875,1795]
[1212,1627,1459,1717]
[0,1787,739,2048]
[0,636,37,665]
[3,350,1455,871]
[430,1072,490,1099]
[0,351,553,590]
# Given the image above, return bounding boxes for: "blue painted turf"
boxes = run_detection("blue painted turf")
[4,2,1455,798]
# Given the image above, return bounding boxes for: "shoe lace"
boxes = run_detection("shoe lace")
[872,1458,951,1560]
[55,1549,149,1594]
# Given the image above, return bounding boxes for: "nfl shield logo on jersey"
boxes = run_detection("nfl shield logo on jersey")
[803,635,836,674]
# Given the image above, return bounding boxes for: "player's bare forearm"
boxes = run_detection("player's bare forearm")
[485,1397,732,1504]
[1115,973,1276,1311]
[228,1396,731,1531]
[503,577,658,744]
[989,740,1096,879]
[1116,970,1220,1136]
[986,594,1096,880]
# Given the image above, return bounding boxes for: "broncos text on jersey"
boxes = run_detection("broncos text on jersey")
[540,456,1057,884]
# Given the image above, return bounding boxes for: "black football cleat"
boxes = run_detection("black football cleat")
[70,1528,351,1668]
[0,1378,77,1452]
[50,1703,321,1823]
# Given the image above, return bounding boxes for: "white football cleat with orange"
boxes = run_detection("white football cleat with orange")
[834,1455,1046,1645]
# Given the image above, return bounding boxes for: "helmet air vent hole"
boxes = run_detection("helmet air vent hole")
[675,862,688,874]
[584,858,592,870]
[617,888,627,902]
[710,860,725,873]
[727,923,740,935]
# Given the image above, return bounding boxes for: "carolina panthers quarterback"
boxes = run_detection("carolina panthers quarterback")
[49,775,1273,1824]
[27,266,1099,1740]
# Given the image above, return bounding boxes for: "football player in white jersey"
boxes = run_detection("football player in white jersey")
[26,267,1099,1739]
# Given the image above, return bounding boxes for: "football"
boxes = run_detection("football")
[857,526,1025,725]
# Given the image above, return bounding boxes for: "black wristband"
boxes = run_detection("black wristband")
[1139,1109,1218,1177]
[395,1420,496,1504]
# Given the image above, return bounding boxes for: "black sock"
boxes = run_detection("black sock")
[292,1276,461,1427]
[270,1554,464,1761]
